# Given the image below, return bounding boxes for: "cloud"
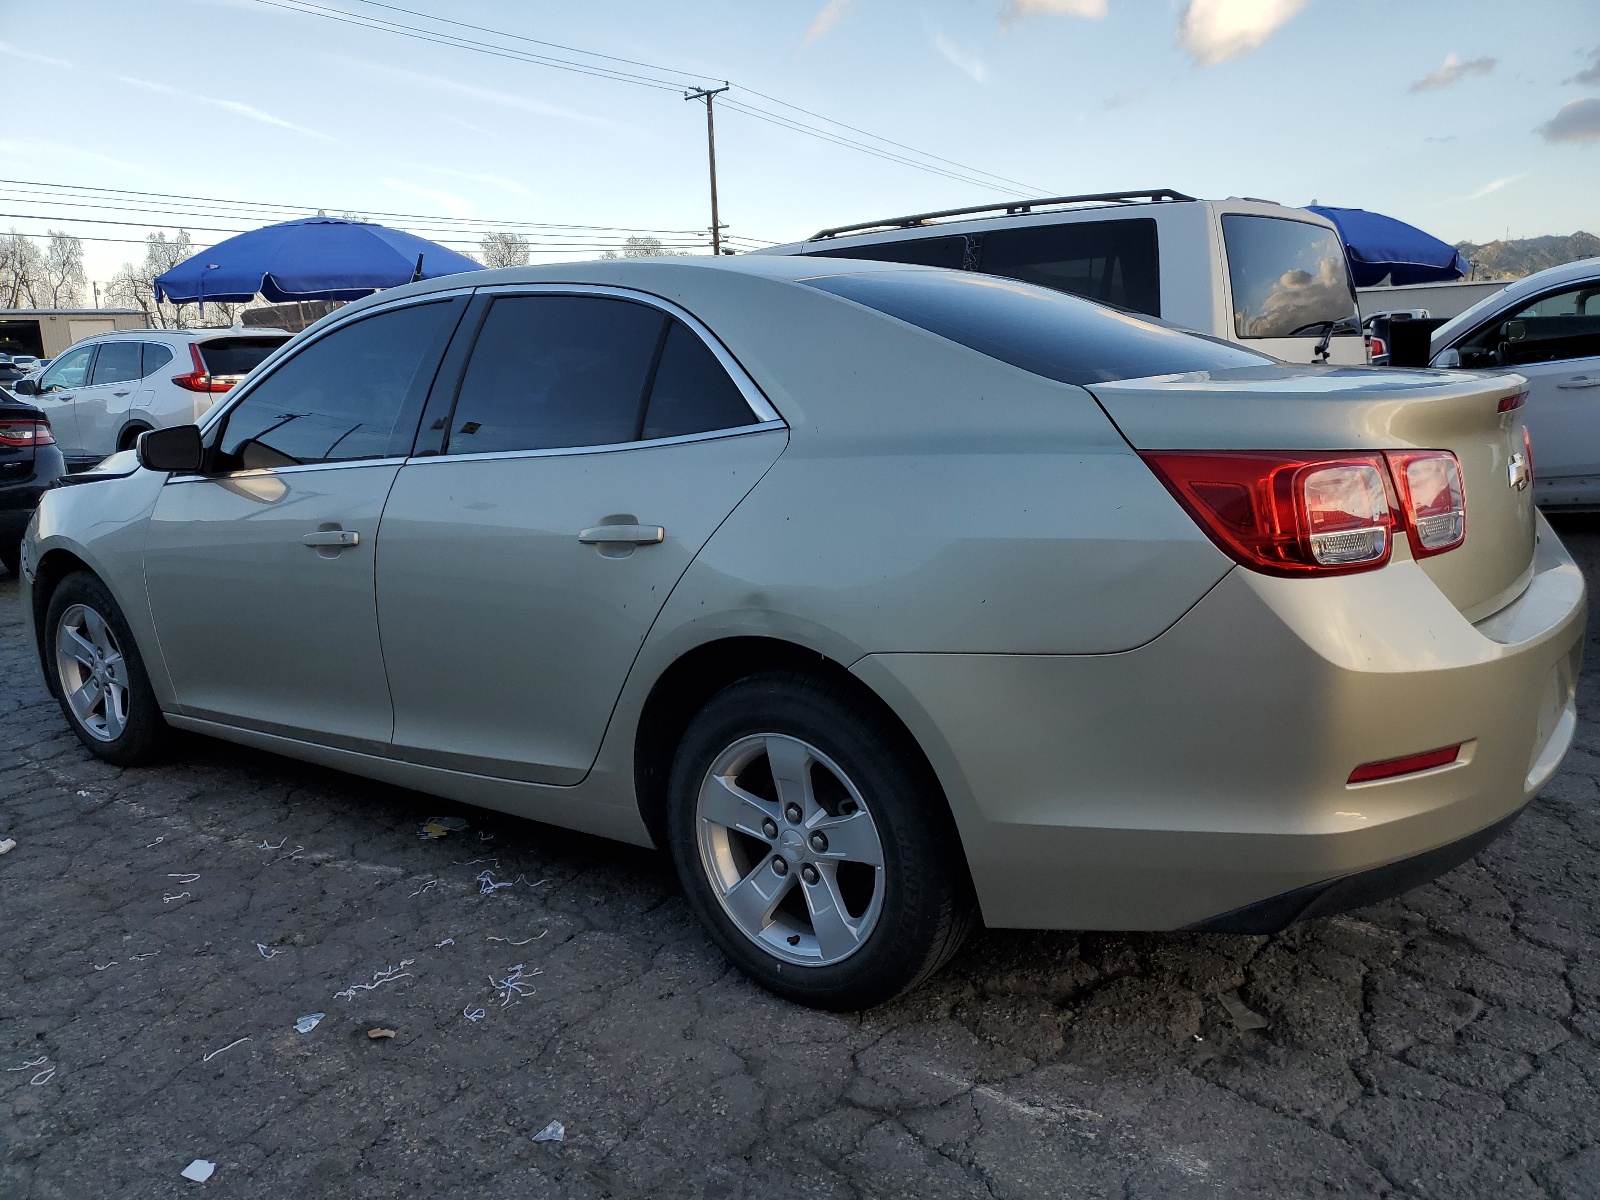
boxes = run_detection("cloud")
[116,76,332,139]
[1000,0,1107,25]
[1460,173,1527,202]
[419,167,536,199]
[0,138,162,179]
[382,179,474,218]
[1177,0,1305,67]
[1410,52,1496,92]
[801,0,851,48]
[933,32,988,82]
[1574,47,1600,87]
[337,59,632,131]
[1538,96,1600,144]
[0,41,71,69]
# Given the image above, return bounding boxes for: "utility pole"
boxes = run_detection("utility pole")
[685,84,730,255]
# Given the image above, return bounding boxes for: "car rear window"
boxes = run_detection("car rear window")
[1221,215,1358,339]
[799,269,1270,385]
[198,337,288,377]
[977,218,1161,317]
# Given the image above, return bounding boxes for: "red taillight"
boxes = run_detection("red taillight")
[1369,336,1387,359]
[1498,391,1527,413]
[171,343,234,393]
[1385,450,1465,558]
[0,415,53,447]
[1140,451,1396,577]
[1348,743,1462,784]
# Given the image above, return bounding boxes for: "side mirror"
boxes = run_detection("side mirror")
[137,425,204,473]
[1432,348,1462,368]
[12,377,38,395]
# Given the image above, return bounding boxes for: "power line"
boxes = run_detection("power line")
[249,0,1052,198]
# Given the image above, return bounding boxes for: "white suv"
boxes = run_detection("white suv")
[13,327,290,469]
[761,190,1366,365]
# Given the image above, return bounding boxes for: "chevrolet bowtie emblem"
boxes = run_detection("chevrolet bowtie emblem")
[1508,453,1530,491]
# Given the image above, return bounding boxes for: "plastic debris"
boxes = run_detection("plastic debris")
[180,1159,216,1182]
[130,951,160,961]
[0,838,16,855]
[408,879,438,898]
[258,838,287,851]
[490,963,541,1008]
[30,1064,55,1086]
[167,873,201,884]
[295,1014,324,1034]
[478,831,495,841]
[76,789,91,797]
[163,892,191,904]
[419,821,450,840]
[463,1006,486,1023]
[201,1037,249,1063]
[256,943,282,960]
[439,817,469,830]
[93,961,117,972]
[487,932,547,946]
[476,870,513,896]
[8,1055,52,1085]
[367,1028,396,1039]
[7,1056,47,1071]
[1217,990,1269,1031]
[532,1120,565,1143]
[434,938,455,948]
[516,875,549,888]
[145,837,164,848]
[335,959,416,1001]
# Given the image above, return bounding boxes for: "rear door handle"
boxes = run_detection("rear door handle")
[302,530,360,548]
[578,524,665,545]
[113,390,131,397]
[1557,376,1600,389]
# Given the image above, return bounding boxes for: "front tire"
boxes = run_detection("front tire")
[667,670,975,1010]
[45,571,169,765]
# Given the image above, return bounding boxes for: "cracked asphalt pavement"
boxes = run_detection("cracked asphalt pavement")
[3,523,1600,1200]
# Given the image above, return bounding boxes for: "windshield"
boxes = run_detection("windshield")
[1222,215,1359,339]
[800,269,1271,386]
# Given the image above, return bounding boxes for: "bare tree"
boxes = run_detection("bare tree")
[599,236,692,260]
[479,230,531,268]
[40,232,87,308]
[0,230,46,308]
[104,231,245,329]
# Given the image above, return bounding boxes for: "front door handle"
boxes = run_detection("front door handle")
[302,530,360,548]
[578,524,665,546]
[113,390,131,397]
[1557,376,1600,389]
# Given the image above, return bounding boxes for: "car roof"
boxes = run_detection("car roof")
[92,327,292,341]
[1431,256,1600,350]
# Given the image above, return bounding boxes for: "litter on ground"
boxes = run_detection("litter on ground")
[490,963,541,1007]
[463,1006,486,1022]
[367,1028,397,1039]
[1217,990,1269,1031]
[0,837,16,855]
[532,1120,565,1143]
[476,870,513,896]
[201,1037,250,1063]
[256,942,283,959]
[162,892,191,904]
[335,959,416,1000]
[180,1159,216,1182]
[295,1014,324,1034]
[167,873,200,884]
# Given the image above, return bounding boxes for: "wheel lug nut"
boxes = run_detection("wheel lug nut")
[801,864,819,884]
[809,832,828,853]
[784,804,802,824]
[761,819,778,839]
[772,857,788,876]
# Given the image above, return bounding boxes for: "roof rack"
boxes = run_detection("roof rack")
[808,189,1198,241]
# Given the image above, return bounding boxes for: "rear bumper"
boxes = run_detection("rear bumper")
[854,511,1584,930]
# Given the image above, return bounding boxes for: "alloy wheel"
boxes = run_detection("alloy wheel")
[55,603,130,742]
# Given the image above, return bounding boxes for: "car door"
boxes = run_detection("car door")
[76,339,144,457]
[28,343,94,460]
[131,341,177,429]
[142,296,466,747]
[376,287,787,783]
[1445,278,1600,505]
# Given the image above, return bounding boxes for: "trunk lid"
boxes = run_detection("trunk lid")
[1088,364,1535,620]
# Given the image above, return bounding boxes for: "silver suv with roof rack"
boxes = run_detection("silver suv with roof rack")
[760,190,1365,365]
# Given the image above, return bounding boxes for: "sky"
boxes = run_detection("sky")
[1,0,1596,290]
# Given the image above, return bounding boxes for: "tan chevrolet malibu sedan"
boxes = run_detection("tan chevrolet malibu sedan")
[18,255,1583,1010]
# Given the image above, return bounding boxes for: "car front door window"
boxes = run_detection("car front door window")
[38,345,94,393]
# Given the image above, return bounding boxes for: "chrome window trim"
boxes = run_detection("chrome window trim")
[164,456,409,485]
[467,280,783,426]
[195,288,480,437]
[402,419,786,467]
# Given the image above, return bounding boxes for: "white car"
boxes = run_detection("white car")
[760,190,1367,365]
[13,328,290,470]
[1429,257,1600,509]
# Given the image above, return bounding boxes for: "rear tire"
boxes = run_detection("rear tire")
[44,571,169,766]
[667,670,976,1010]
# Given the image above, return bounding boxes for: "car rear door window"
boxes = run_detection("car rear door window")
[978,219,1161,317]
[198,338,288,378]
[801,269,1269,385]
[808,235,968,270]
[140,343,175,377]
[89,341,143,385]
[446,295,665,454]
[215,300,457,470]
[1222,215,1358,338]
[641,320,756,441]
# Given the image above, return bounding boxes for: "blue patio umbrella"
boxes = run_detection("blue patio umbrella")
[154,216,483,305]
[1306,206,1469,288]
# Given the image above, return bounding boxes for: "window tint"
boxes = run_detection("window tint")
[90,340,143,385]
[39,345,94,391]
[801,270,1270,386]
[1222,215,1358,338]
[808,235,967,270]
[448,295,665,454]
[1455,282,1600,367]
[216,301,454,470]
[140,343,175,377]
[978,219,1161,317]
[642,320,755,440]
[199,337,289,378]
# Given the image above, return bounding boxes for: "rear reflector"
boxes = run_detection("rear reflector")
[1498,391,1527,413]
[0,415,54,447]
[1348,744,1463,784]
